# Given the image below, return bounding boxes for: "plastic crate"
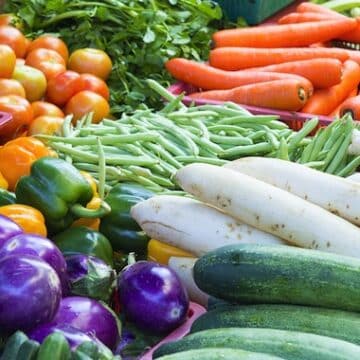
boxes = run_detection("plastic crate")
[215,0,297,24]
[168,82,333,131]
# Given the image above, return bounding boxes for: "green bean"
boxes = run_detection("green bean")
[189,105,252,117]
[79,128,119,136]
[192,119,210,139]
[247,130,267,141]
[220,142,273,159]
[157,136,187,157]
[222,102,252,115]
[168,110,218,119]
[141,147,176,175]
[337,155,360,177]
[209,134,253,146]
[322,122,344,152]
[276,138,289,160]
[97,138,106,199]
[302,161,326,169]
[175,156,228,166]
[320,133,346,171]
[265,131,280,149]
[128,165,153,177]
[74,163,122,178]
[62,115,74,137]
[120,167,164,191]
[160,92,185,114]
[208,125,248,133]
[144,143,183,169]
[288,118,319,153]
[217,115,278,126]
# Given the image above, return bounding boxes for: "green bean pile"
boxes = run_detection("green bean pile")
[37,80,360,192]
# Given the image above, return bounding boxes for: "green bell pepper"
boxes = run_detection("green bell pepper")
[52,226,114,267]
[0,188,16,206]
[99,183,154,254]
[15,157,110,235]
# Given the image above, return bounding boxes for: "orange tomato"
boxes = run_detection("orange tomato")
[25,48,66,80]
[28,115,64,136]
[12,64,47,102]
[79,73,110,100]
[65,90,110,124]
[68,48,113,80]
[0,44,16,78]
[0,95,33,141]
[0,14,24,30]
[0,79,26,97]
[0,26,27,58]
[46,70,83,106]
[27,35,69,62]
[31,101,64,118]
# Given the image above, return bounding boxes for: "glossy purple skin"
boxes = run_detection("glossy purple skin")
[28,323,96,350]
[0,233,70,295]
[0,255,62,334]
[118,261,189,334]
[0,214,23,248]
[52,296,120,350]
[65,254,108,282]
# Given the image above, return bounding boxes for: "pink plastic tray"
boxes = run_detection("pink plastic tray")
[168,82,334,131]
[139,302,206,360]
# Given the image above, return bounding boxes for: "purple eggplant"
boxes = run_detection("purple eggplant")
[52,296,121,350]
[117,258,189,334]
[0,233,70,295]
[0,255,62,334]
[28,323,96,350]
[65,254,115,302]
[0,214,23,247]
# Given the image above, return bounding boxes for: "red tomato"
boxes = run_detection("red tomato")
[68,48,113,80]
[25,48,66,80]
[65,90,110,124]
[0,44,16,78]
[0,26,27,58]
[0,79,26,97]
[28,115,64,136]
[12,64,47,102]
[31,101,64,118]
[79,73,110,100]
[0,95,33,140]
[27,35,69,62]
[46,70,83,106]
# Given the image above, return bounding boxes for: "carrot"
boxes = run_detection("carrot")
[329,88,358,117]
[339,94,360,119]
[302,60,360,115]
[212,18,357,48]
[278,12,331,25]
[165,58,311,90]
[344,48,360,65]
[209,47,350,71]
[245,58,343,89]
[188,79,310,111]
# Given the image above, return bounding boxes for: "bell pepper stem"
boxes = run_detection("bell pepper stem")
[128,252,137,265]
[70,200,111,219]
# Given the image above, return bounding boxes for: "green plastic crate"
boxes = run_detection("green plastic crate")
[215,0,296,24]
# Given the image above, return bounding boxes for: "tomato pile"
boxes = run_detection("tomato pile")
[0,22,112,143]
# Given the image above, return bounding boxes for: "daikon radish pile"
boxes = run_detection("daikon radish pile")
[131,195,286,257]
[224,157,360,225]
[175,163,360,258]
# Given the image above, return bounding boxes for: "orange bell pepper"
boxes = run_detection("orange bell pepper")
[72,171,101,230]
[147,239,194,265]
[0,136,53,190]
[0,204,47,237]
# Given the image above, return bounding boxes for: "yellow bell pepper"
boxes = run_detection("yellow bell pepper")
[0,204,47,237]
[147,239,194,265]
[0,136,53,191]
[71,171,101,230]
[0,171,8,190]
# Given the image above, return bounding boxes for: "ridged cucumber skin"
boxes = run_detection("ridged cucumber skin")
[156,347,285,360]
[71,351,92,360]
[76,342,99,359]
[15,340,40,360]
[194,244,360,312]
[0,331,28,360]
[190,304,360,344]
[153,328,360,360]
[36,333,71,360]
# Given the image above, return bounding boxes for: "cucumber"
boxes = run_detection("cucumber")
[156,347,285,359]
[16,340,40,360]
[206,296,236,311]
[36,333,71,360]
[153,328,360,360]
[76,342,99,359]
[71,351,92,360]
[0,331,28,360]
[194,244,360,312]
[190,304,360,344]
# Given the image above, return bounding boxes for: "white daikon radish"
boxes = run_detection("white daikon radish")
[347,172,360,183]
[175,163,360,257]
[131,195,286,256]
[224,157,360,225]
[168,256,208,306]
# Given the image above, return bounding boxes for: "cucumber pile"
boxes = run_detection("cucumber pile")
[154,244,360,360]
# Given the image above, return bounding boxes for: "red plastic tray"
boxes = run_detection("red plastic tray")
[168,82,334,131]
[139,302,206,360]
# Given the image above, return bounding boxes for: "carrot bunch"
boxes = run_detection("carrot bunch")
[165,2,360,116]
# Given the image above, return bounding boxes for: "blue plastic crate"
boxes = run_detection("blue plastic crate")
[216,0,296,24]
